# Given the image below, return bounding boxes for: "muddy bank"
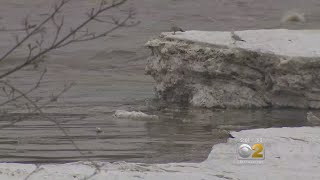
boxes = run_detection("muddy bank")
[146,29,320,108]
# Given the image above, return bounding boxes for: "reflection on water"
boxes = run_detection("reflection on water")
[0,106,310,164]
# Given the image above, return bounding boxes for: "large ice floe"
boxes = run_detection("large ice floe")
[0,127,319,180]
[145,29,320,108]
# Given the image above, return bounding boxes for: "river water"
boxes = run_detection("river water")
[0,0,319,163]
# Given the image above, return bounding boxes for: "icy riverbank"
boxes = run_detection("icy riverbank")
[145,29,320,108]
[1,127,319,180]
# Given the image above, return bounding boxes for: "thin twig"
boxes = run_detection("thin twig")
[0,0,131,79]
[1,81,100,179]
[0,0,68,64]
[0,69,46,107]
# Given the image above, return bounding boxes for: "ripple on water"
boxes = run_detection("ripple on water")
[0,107,310,164]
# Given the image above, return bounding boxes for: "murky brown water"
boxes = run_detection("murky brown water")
[0,0,319,163]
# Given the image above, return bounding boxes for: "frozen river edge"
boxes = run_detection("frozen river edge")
[1,126,319,180]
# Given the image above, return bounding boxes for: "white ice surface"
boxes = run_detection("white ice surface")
[0,127,319,180]
[163,29,320,57]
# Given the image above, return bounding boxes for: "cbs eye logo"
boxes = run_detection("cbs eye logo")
[237,143,265,160]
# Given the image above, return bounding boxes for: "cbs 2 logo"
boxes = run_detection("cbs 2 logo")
[238,143,264,159]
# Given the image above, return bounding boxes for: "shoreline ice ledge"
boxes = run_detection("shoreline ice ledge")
[145,29,320,108]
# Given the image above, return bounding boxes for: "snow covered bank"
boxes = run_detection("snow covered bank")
[1,127,319,180]
[145,29,320,108]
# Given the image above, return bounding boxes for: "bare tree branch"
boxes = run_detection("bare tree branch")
[1,80,100,179]
[0,0,138,178]
[0,0,68,64]
[0,69,46,107]
[0,81,73,129]
[0,0,135,80]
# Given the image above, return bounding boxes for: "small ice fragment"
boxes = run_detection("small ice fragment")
[113,110,159,120]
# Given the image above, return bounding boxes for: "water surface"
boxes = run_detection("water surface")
[0,0,319,163]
